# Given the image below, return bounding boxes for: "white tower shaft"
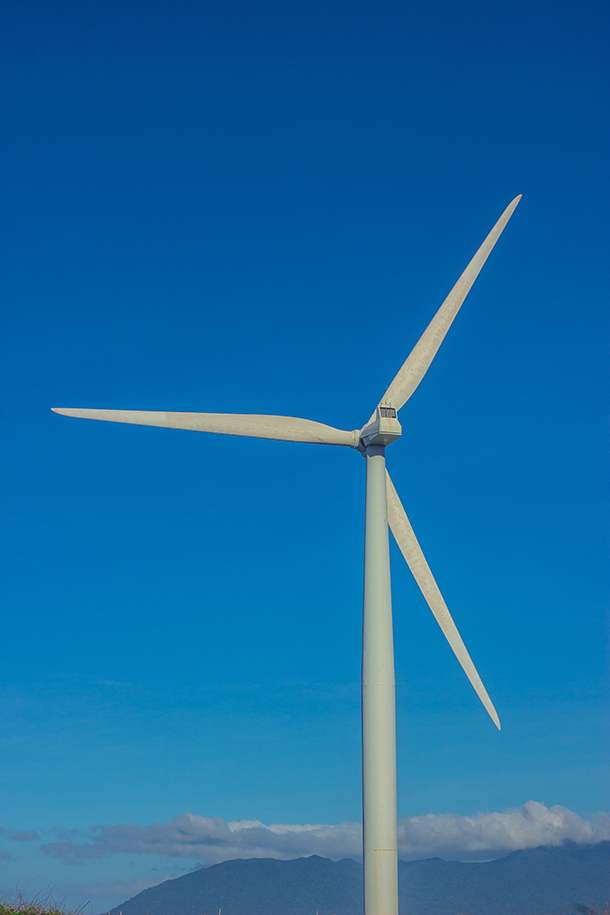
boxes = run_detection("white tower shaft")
[362,444,398,915]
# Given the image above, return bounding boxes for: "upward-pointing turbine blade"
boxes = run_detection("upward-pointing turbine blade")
[380,196,521,414]
[51,408,358,447]
[385,470,500,729]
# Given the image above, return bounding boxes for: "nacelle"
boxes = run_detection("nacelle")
[359,405,402,449]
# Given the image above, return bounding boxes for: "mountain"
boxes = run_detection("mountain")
[397,843,609,914]
[109,856,362,915]
[108,841,610,915]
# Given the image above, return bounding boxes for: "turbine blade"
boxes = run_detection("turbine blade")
[380,196,521,413]
[386,470,500,729]
[51,408,358,447]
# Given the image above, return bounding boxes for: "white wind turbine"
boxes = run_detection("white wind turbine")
[53,195,521,915]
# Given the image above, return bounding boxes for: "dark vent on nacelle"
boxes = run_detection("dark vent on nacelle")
[380,406,397,418]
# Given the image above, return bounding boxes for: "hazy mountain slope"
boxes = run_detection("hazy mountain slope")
[108,841,609,915]
[109,856,363,915]
[397,842,610,914]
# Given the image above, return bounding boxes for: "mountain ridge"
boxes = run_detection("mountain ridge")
[107,841,610,915]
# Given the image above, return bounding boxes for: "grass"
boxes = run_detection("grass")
[0,891,88,915]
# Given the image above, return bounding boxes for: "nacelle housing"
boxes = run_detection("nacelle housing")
[359,405,402,449]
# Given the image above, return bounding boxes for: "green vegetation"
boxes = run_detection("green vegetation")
[0,893,85,915]
[0,905,65,915]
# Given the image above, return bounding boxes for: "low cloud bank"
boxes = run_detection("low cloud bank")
[396,802,609,861]
[42,802,609,866]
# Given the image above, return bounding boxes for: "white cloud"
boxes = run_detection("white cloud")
[42,816,362,865]
[41,802,609,866]
[397,800,610,860]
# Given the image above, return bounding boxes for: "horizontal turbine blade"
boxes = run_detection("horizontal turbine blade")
[380,195,521,414]
[386,470,500,729]
[51,408,358,447]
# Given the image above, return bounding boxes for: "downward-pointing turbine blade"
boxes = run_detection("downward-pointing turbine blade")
[380,196,521,414]
[385,470,501,729]
[51,408,358,447]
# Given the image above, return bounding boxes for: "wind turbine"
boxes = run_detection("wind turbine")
[53,195,521,915]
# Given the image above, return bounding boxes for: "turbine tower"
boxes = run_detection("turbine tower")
[53,196,521,915]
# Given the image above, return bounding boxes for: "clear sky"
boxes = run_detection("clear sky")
[0,0,608,911]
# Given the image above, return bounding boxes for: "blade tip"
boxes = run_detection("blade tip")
[52,407,80,417]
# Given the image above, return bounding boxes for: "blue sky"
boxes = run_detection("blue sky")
[0,0,608,910]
